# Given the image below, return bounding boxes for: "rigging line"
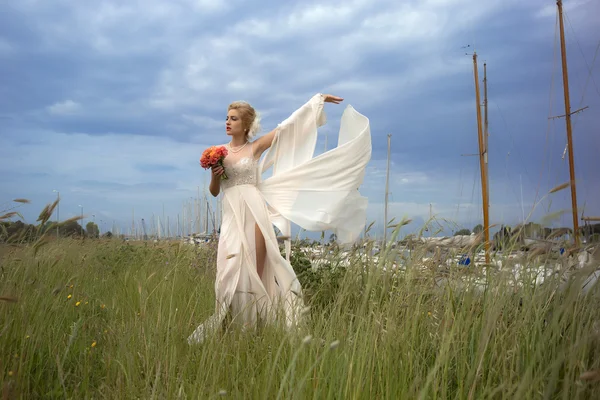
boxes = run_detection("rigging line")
[486,72,537,208]
[564,12,596,217]
[539,11,560,213]
[469,159,478,228]
[565,11,600,102]
[572,148,590,214]
[585,40,600,98]
[501,152,511,223]
[578,39,600,106]
[490,99,530,206]
[455,156,465,220]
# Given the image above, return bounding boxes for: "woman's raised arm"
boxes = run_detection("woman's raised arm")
[253,94,343,158]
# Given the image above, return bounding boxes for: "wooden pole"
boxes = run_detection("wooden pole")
[473,52,490,263]
[484,63,489,152]
[557,0,580,246]
[484,62,491,231]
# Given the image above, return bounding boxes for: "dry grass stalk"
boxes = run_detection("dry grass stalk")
[0,296,18,303]
[579,369,600,381]
[36,199,59,225]
[388,218,413,229]
[549,182,570,194]
[60,215,84,224]
[0,212,19,221]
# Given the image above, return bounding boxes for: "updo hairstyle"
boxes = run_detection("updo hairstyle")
[228,101,261,139]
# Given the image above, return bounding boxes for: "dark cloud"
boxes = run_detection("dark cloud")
[1,0,598,233]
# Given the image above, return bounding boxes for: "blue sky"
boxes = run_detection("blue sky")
[1,0,599,238]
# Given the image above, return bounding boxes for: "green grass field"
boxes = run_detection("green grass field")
[1,237,599,399]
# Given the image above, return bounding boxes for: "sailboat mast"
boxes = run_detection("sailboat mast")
[557,0,580,246]
[473,52,490,263]
[383,134,391,250]
[132,207,135,239]
[483,61,491,234]
[484,63,489,149]
[197,186,201,234]
[483,62,490,230]
[205,195,209,234]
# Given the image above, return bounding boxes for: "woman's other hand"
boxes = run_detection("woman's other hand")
[323,94,344,104]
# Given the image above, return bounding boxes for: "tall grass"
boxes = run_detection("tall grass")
[1,233,599,399]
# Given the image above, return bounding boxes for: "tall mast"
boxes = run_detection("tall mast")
[483,61,491,236]
[205,195,209,234]
[183,201,186,236]
[189,199,193,235]
[484,63,489,152]
[383,134,391,250]
[473,52,490,263]
[195,185,202,234]
[132,207,135,238]
[557,0,580,246]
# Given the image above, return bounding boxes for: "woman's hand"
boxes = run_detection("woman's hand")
[323,94,344,104]
[209,164,224,196]
[211,164,225,178]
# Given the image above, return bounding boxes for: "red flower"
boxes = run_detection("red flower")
[199,146,228,180]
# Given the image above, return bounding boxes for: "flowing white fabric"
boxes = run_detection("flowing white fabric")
[187,94,372,344]
[259,94,372,259]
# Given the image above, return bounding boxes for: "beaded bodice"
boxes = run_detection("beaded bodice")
[220,142,259,190]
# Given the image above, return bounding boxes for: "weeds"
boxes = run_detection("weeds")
[0,201,599,398]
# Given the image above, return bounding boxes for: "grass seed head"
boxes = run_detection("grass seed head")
[549,182,570,194]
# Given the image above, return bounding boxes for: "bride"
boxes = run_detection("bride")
[188,93,372,344]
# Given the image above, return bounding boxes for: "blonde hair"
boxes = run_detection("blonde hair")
[228,101,261,139]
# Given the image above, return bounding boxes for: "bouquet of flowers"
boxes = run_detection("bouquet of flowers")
[200,145,229,180]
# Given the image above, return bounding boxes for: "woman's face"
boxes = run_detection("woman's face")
[226,109,244,137]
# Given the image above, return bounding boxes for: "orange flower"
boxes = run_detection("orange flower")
[199,146,229,180]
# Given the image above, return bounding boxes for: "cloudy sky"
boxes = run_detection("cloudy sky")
[1,0,599,238]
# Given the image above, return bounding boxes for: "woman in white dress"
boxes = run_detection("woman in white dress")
[188,93,372,344]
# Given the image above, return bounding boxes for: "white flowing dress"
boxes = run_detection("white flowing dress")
[187,94,372,344]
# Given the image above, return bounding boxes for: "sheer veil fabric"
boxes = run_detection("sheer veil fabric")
[187,94,372,344]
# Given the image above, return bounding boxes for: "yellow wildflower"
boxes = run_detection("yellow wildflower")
[67,294,72,300]
[75,301,81,307]
[91,341,97,348]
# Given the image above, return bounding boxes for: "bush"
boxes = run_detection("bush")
[286,243,347,315]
